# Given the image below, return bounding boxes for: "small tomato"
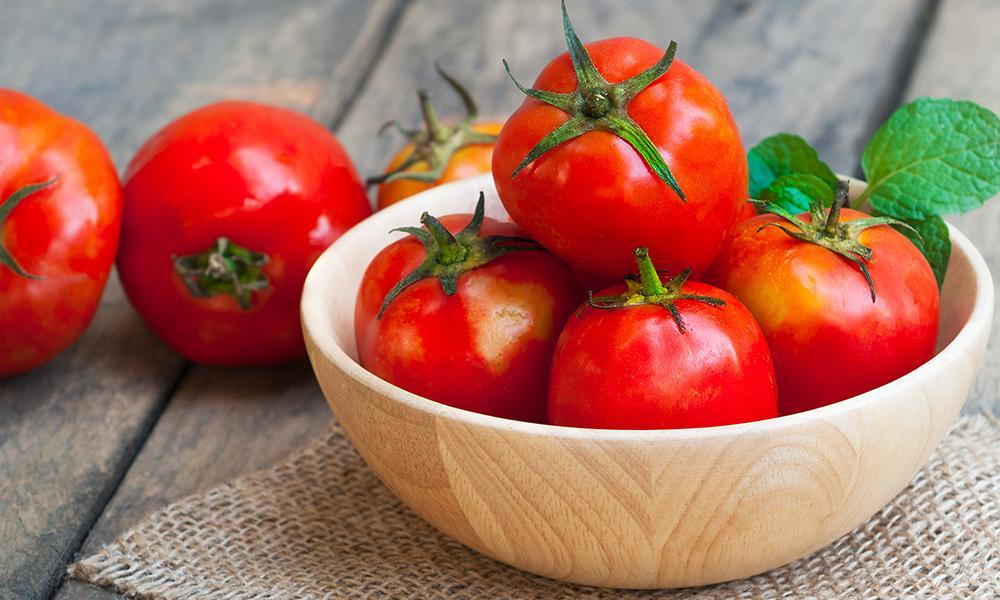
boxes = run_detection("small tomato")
[549,248,778,429]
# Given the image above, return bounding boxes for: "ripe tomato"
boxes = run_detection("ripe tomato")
[376,122,500,209]
[549,248,777,429]
[118,101,371,365]
[372,67,499,210]
[492,3,746,279]
[709,185,940,414]
[0,90,121,376]
[355,194,581,422]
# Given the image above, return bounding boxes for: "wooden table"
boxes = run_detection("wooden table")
[1,1,997,598]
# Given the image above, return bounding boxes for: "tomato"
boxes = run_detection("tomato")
[372,67,500,209]
[709,186,940,414]
[0,90,121,376]
[355,194,581,422]
[118,101,371,365]
[377,122,500,209]
[549,248,777,429]
[492,3,746,279]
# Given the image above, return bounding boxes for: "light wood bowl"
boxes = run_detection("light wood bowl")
[301,174,993,589]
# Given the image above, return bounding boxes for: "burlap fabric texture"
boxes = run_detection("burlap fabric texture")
[70,413,1000,599]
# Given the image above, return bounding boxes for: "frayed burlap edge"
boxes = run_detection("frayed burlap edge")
[70,413,1000,600]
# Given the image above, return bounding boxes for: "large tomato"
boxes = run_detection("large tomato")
[372,67,500,210]
[355,194,581,422]
[709,187,940,414]
[549,248,777,429]
[0,90,121,376]
[118,101,371,365]
[492,3,747,279]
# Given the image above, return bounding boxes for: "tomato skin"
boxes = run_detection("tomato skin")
[549,281,777,429]
[355,215,581,422]
[709,209,940,414]
[376,122,501,210]
[0,90,122,376]
[493,37,747,279]
[118,101,371,365]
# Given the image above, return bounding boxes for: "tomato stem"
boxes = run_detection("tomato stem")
[377,192,543,318]
[586,247,724,333]
[366,65,498,187]
[0,177,58,279]
[502,0,685,199]
[634,247,667,296]
[172,237,269,310]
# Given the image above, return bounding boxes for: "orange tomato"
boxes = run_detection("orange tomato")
[376,122,500,209]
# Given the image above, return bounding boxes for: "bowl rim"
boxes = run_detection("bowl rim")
[301,173,994,441]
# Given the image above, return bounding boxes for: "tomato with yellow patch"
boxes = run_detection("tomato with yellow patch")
[355,208,581,422]
[708,209,939,414]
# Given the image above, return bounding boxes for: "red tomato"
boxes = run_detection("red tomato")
[355,195,581,422]
[549,248,777,429]
[0,90,121,376]
[118,101,371,365]
[709,198,940,414]
[493,4,746,279]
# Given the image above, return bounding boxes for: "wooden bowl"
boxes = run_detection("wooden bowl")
[301,174,993,589]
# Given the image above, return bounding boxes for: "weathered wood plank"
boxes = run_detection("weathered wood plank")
[0,1,403,599]
[905,0,1000,415]
[57,1,937,599]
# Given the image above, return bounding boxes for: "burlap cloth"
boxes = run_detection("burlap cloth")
[70,413,1000,599]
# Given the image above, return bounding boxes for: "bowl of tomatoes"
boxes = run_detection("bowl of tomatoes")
[301,173,992,589]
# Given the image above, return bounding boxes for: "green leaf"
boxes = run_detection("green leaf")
[748,134,839,197]
[887,213,951,288]
[759,173,836,214]
[861,98,1000,219]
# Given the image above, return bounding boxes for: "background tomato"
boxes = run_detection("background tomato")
[372,67,499,210]
[355,197,581,422]
[118,101,371,365]
[0,90,122,376]
[709,204,940,414]
[549,248,777,429]
[493,4,747,280]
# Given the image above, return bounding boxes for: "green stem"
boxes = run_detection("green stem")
[634,247,666,295]
[419,212,467,264]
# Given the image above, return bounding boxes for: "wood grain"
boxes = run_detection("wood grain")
[302,176,991,588]
[905,0,1000,415]
[0,1,403,599]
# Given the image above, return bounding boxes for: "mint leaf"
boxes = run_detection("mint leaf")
[759,173,835,214]
[748,134,839,197]
[861,98,1000,219]
[886,213,951,288]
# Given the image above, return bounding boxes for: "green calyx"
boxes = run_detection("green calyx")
[173,237,269,310]
[0,177,58,279]
[378,192,541,318]
[503,0,685,199]
[587,247,725,333]
[366,64,498,187]
[754,180,919,302]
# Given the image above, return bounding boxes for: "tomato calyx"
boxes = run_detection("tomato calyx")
[502,0,685,199]
[754,180,918,302]
[586,247,724,333]
[366,65,498,187]
[377,192,541,318]
[172,237,269,310]
[0,177,58,279]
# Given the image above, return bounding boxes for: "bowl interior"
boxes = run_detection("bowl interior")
[302,173,991,433]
